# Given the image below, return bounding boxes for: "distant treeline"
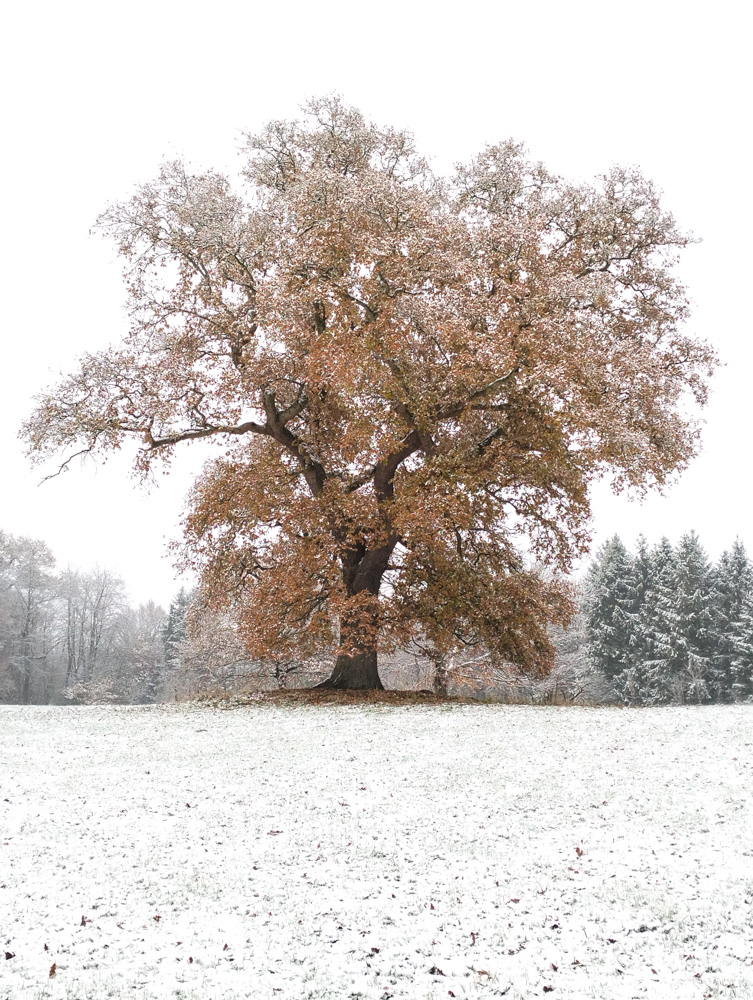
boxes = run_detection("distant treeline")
[0,529,191,704]
[0,527,329,704]
[582,533,753,704]
[5,525,753,706]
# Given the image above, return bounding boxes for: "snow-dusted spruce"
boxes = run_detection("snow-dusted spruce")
[23,96,716,690]
[583,536,635,686]
[655,532,716,703]
[711,539,753,699]
[639,536,681,703]
[584,533,753,704]
[731,602,753,701]
[620,534,655,699]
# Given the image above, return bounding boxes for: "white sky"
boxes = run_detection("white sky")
[1,0,750,607]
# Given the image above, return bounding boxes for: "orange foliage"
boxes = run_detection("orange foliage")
[22,97,716,687]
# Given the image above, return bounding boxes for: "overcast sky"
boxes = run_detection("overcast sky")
[1,0,750,607]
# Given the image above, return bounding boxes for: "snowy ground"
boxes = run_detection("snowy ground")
[1,704,752,1000]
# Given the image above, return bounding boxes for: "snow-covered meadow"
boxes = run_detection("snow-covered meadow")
[1,704,752,999]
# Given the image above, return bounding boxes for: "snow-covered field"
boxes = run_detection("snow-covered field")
[1,704,752,1000]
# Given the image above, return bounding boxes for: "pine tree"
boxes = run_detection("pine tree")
[584,536,635,687]
[582,533,752,705]
[731,594,753,701]
[710,539,752,700]
[615,535,654,701]
[162,588,193,693]
[664,532,715,703]
[640,537,681,703]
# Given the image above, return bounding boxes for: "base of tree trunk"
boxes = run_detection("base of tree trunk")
[315,650,384,690]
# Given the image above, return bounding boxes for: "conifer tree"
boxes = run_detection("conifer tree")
[640,537,680,703]
[582,533,753,704]
[710,539,752,700]
[584,536,635,684]
[662,532,714,703]
[163,589,192,666]
[616,534,654,701]
[731,595,753,701]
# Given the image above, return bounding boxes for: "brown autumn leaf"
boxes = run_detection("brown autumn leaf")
[49,963,57,977]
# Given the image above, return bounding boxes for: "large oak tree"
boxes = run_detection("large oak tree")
[23,96,716,689]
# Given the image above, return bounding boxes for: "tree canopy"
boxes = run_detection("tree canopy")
[23,96,716,688]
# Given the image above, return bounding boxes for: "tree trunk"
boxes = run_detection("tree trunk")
[315,542,394,690]
[433,652,450,697]
[318,648,381,689]
[315,600,385,690]
[21,661,31,705]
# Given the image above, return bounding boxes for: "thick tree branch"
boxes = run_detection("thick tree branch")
[437,367,521,420]
[146,419,273,450]
[262,390,327,497]
[373,430,423,500]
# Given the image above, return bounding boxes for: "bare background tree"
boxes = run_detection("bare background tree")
[1,532,58,703]
[1,530,172,704]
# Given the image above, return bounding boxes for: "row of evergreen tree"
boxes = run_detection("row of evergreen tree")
[584,533,753,704]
